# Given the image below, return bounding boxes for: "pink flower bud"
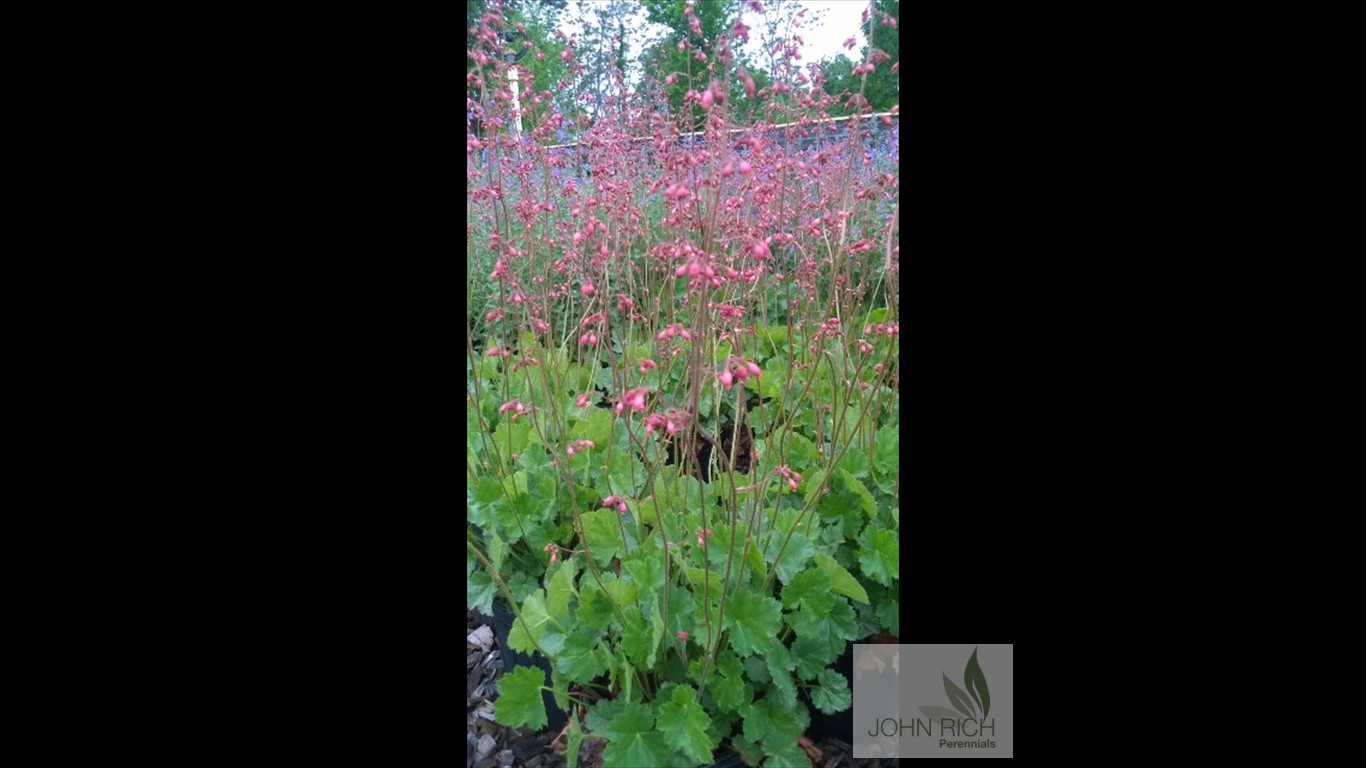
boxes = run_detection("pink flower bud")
[566,447,575,456]
[602,496,617,506]
[675,264,688,277]
[581,283,595,297]
[666,421,677,435]
[576,393,592,408]
[720,370,734,388]
[738,160,752,175]
[700,88,714,110]
[788,479,798,491]
[617,502,627,514]
[747,361,762,377]
[678,630,689,641]
[722,163,734,177]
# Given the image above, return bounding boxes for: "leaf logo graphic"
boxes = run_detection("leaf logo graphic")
[919,646,991,722]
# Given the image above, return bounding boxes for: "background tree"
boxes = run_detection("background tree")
[638,0,740,132]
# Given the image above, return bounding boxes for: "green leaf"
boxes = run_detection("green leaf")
[964,647,991,720]
[575,581,615,634]
[764,530,816,585]
[647,599,665,668]
[722,589,782,657]
[839,445,870,479]
[876,596,900,635]
[782,569,836,617]
[495,666,547,729]
[708,649,750,711]
[944,673,977,719]
[811,669,852,714]
[580,403,614,447]
[740,699,770,743]
[836,469,876,518]
[506,590,552,654]
[657,685,718,765]
[600,702,678,768]
[492,417,532,463]
[792,632,840,681]
[857,525,899,586]
[565,711,583,768]
[581,507,625,563]
[467,570,496,615]
[621,610,652,667]
[557,628,609,680]
[546,559,577,620]
[873,424,898,477]
[813,553,869,604]
[762,735,810,768]
[765,645,798,709]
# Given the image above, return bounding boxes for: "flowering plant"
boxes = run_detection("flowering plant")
[467,2,898,765]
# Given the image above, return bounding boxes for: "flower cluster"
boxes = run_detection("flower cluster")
[601,495,629,514]
[498,400,532,422]
[863,322,901,336]
[718,359,762,390]
[614,387,649,414]
[775,464,803,492]
[566,439,594,456]
[657,324,694,342]
[643,407,689,436]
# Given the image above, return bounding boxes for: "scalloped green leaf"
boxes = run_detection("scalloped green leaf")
[657,685,718,765]
[600,701,678,768]
[792,632,840,681]
[575,581,615,634]
[468,570,495,615]
[764,530,816,585]
[781,568,836,617]
[708,649,750,712]
[557,628,609,680]
[811,669,852,714]
[722,589,782,657]
[506,590,552,654]
[813,553,869,604]
[581,507,625,563]
[857,525,899,586]
[765,645,798,709]
[546,559,577,620]
[494,666,547,729]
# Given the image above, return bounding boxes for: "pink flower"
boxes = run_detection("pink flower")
[602,496,618,507]
[746,361,762,377]
[576,392,592,408]
[678,630,690,641]
[544,543,558,565]
[581,282,595,297]
[738,160,752,175]
[700,88,714,110]
[617,502,627,514]
[639,358,658,375]
[720,369,734,389]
